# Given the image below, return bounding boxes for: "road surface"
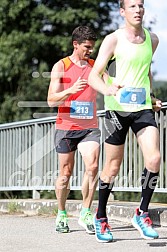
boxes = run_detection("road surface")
[0,214,167,252]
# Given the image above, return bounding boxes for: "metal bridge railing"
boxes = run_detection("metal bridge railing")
[0,104,167,199]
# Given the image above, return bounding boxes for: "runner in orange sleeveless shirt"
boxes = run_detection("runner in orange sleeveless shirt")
[47,26,101,234]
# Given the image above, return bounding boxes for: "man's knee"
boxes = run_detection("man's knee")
[146,152,161,172]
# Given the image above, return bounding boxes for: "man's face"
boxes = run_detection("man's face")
[76,40,95,60]
[120,0,145,26]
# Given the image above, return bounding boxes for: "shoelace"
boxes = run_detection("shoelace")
[83,211,93,225]
[143,216,153,226]
[101,221,112,234]
[59,214,68,225]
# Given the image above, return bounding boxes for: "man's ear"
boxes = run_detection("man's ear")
[73,40,78,49]
[120,8,125,17]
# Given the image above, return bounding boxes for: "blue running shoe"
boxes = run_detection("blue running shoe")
[131,208,159,239]
[94,215,113,243]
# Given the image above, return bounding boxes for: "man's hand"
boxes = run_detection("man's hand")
[151,97,162,112]
[106,83,123,96]
[70,77,87,94]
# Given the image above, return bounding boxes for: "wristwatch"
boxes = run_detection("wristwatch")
[150,92,155,98]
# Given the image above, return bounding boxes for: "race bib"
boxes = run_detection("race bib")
[70,101,93,119]
[120,87,146,105]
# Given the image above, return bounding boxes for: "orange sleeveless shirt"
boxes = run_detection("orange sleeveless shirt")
[56,57,98,130]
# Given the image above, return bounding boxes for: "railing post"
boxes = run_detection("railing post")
[32,123,44,199]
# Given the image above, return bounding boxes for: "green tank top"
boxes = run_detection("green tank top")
[105,28,153,112]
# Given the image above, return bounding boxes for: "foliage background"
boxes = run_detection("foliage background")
[0,0,120,123]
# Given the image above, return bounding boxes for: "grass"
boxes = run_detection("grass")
[7,201,22,214]
[38,206,58,216]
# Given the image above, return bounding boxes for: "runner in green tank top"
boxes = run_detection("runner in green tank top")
[88,0,162,243]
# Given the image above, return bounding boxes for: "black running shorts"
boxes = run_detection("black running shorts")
[104,109,157,145]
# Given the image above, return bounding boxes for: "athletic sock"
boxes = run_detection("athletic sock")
[58,209,67,215]
[81,207,90,216]
[139,167,159,213]
[97,178,114,219]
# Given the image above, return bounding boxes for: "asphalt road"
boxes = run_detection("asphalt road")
[0,214,167,252]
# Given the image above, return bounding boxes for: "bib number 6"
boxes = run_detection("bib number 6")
[131,93,137,102]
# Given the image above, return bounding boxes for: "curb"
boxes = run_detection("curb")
[0,199,167,227]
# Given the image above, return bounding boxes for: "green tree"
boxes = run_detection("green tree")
[154,85,167,102]
[0,0,119,123]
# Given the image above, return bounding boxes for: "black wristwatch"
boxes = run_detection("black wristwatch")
[150,92,155,98]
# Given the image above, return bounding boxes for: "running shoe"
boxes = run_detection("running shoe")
[94,215,113,243]
[78,210,95,234]
[131,208,159,239]
[55,213,70,233]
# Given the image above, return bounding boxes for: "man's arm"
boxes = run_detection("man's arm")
[47,60,69,107]
[149,31,159,93]
[47,60,87,107]
[88,33,122,96]
[149,32,162,112]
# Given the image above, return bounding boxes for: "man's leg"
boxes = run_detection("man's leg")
[138,126,160,212]
[97,143,124,218]
[94,142,124,242]
[55,151,75,233]
[132,126,160,239]
[78,140,100,233]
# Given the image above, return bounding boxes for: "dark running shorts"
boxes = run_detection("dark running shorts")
[104,109,157,145]
[54,128,101,153]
